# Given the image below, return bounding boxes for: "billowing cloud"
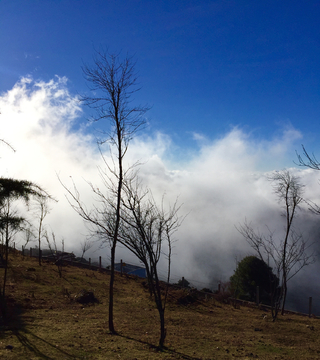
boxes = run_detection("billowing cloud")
[1,77,319,312]
[0,76,100,248]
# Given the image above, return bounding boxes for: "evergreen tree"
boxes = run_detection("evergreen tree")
[230,256,279,304]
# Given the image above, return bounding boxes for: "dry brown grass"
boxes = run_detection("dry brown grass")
[0,253,319,359]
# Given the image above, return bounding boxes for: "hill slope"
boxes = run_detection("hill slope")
[0,253,319,359]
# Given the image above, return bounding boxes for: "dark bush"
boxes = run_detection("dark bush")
[174,278,191,289]
[177,290,198,305]
[75,290,99,304]
[230,256,279,305]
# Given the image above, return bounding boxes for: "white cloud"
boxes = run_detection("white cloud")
[1,77,319,309]
[0,76,100,248]
[191,131,207,142]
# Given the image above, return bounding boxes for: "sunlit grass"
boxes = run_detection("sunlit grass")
[0,253,319,359]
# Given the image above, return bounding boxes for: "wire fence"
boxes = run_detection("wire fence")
[13,243,320,317]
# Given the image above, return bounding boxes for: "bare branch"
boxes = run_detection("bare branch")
[296,145,320,170]
[61,49,150,335]
[237,170,314,320]
[118,176,184,347]
[81,49,150,149]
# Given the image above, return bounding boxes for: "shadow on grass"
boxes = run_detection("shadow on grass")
[117,332,202,360]
[13,328,77,359]
[0,298,77,359]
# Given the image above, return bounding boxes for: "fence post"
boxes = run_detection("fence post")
[120,259,123,276]
[256,286,259,306]
[30,248,33,257]
[99,256,101,269]
[182,277,185,288]
[22,245,24,256]
[14,242,15,250]
[309,297,313,318]
[218,283,221,293]
[89,258,91,269]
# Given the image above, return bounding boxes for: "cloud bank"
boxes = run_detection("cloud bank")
[1,77,320,312]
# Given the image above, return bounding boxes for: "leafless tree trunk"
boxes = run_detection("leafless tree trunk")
[33,197,52,266]
[44,231,64,278]
[64,49,148,334]
[237,170,315,320]
[271,171,308,315]
[117,177,183,348]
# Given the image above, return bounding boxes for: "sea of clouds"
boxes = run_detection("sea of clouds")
[1,76,320,313]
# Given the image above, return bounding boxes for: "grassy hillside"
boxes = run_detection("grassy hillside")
[0,252,319,359]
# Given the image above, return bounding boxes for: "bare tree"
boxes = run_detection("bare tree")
[21,226,36,253]
[62,166,183,347]
[33,196,52,266]
[65,49,149,334]
[115,177,183,348]
[44,230,67,278]
[237,170,315,320]
[80,238,94,261]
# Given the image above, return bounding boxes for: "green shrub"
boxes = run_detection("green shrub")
[230,256,279,304]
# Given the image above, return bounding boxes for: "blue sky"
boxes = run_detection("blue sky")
[1,0,320,153]
[1,1,320,303]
